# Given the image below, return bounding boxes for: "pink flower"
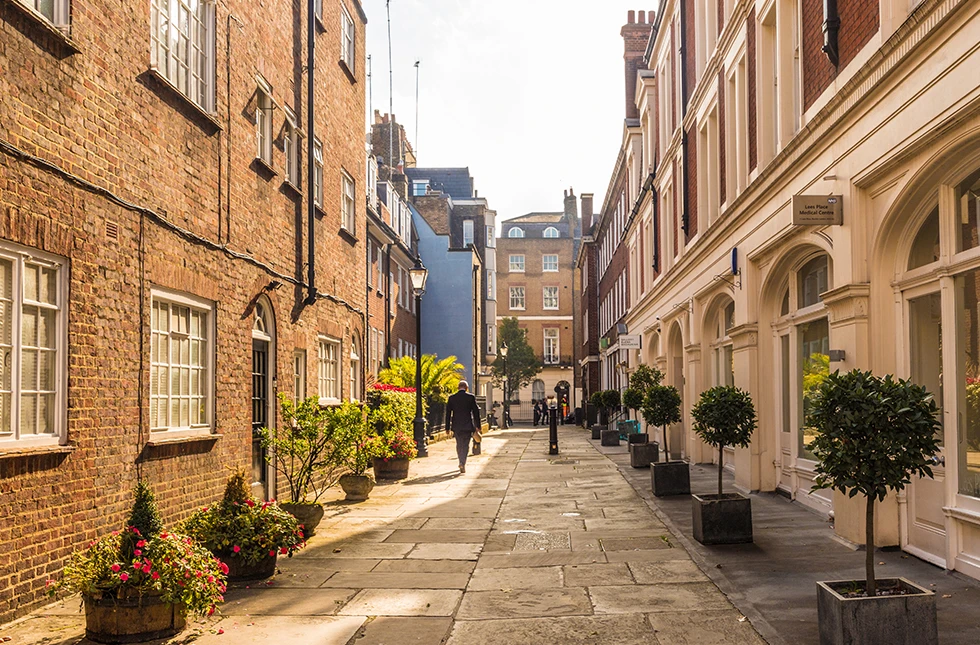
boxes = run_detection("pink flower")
[279,547,288,555]
[196,571,203,578]
[133,549,142,556]
[110,564,121,573]
[218,562,229,575]
[119,573,129,582]
[136,540,146,548]
[232,545,240,553]
[151,571,160,580]
[133,562,141,569]
[142,564,152,574]
[207,575,215,583]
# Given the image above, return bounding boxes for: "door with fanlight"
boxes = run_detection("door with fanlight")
[251,300,276,500]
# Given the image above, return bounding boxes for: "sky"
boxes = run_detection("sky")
[361,0,656,223]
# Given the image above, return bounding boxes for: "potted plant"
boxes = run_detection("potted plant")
[644,384,689,494]
[690,385,757,544]
[807,369,940,645]
[52,481,226,643]
[621,387,649,445]
[257,394,346,536]
[182,472,305,581]
[332,402,377,501]
[599,389,622,446]
[589,391,606,439]
[366,384,419,480]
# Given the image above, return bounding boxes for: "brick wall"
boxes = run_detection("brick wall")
[621,10,656,120]
[685,125,698,240]
[0,0,366,622]
[802,0,880,110]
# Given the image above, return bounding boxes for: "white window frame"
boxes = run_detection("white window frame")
[17,0,69,29]
[487,270,494,299]
[318,337,341,404]
[509,286,526,311]
[313,140,324,208]
[149,288,214,437]
[150,0,216,113]
[508,227,525,238]
[543,227,560,238]
[340,2,355,71]
[543,286,559,310]
[486,226,496,247]
[256,77,274,166]
[284,106,300,187]
[542,254,559,272]
[314,0,323,22]
[544,328,560,365]
[342,170,356,234]
[349,337,361,402]
[462,220,474,246]
[293,350,306,402]
[509,255,525,273]
[0,245,68,447]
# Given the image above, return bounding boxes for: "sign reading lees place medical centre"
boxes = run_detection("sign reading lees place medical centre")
[792,195,843,226]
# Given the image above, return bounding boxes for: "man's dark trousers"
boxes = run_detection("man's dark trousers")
[455,431,473,468]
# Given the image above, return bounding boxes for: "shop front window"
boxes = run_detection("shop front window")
[799,318,829,460]
[959,268,980,497]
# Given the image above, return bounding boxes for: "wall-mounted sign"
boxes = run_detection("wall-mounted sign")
[793,195,843,226]
[618,335,642,349]
[599,337,610,350]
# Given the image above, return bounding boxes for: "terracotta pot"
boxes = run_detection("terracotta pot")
[373,457,410,480]
[280,502,325,538]
[222,552,277,581]
[83,591,185,644]
[339,473,375,501]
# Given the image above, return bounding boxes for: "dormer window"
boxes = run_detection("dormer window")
[508,227,525,238]
[543,227,560,238]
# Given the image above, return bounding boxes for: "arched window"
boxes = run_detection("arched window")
[508,227,525,238]
[543,227,559,238]
[710,299,735,387]
[908,206,940,270]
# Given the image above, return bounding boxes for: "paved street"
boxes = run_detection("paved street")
[3,426,764,645]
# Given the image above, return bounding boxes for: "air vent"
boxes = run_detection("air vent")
[105,220,119,240]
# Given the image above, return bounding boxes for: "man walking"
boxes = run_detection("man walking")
[445,380,482,474]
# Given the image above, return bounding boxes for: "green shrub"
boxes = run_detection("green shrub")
[691,386,757,496]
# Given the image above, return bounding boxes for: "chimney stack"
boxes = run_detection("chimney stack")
[564,187,578,221]
[581,193,595,233]
[621,10,656,120]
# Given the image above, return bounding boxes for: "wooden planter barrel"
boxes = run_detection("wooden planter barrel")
[223,552,277,581]
[84,592,185,644]
[373,457,410,480]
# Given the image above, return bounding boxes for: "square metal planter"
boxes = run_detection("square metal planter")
[692,493,752,545]
[651,461,691,497]
[629,442,659,468]
[600,429,621,446]
[591,424,604,440]
[816,578,937,645]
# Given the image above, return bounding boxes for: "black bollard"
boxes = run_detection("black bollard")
[549,402,559,455]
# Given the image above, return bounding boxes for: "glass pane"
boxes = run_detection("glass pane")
[39,267,57,305]
[23,264,38,302]
[0,348,11,390]
[39,351,54,390]
[957,169,980,254]
[0,302,10,346]
[22,307,37,346]
[781,335,791,433]
[909,207,941,270]
[800,318,830,460]
[38,393,53,434]
[0,392,11,435]
[910,293,943,446]
[959,267,980,496]
[20,394,36,435]
[0,259,12,300]
[21,349,37,389]
[798,256,829,309]
[39,309,55,349]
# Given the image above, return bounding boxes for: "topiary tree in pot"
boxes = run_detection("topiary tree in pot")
[643,384,688,493]
[622,387,643,421]
[599,389,623,446]
[807,369,941,645]
[689,386,757,544]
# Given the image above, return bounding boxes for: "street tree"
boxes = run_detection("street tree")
[491,317,542,400]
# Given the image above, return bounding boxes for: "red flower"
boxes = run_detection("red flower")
[160,532,169,539]
[245,499,255,507]
[279,547,288,555]
[110,564,121,573]
[268,551,275,557]
[207,575,215,583]
[218,562,229,575]
[151,571,160,580]
[133,549,142,556]
[119,573,129,582]
[136,540,146,548]
[232,545,241,553]
[142,564,152,574]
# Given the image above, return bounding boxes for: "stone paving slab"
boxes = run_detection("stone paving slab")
[456,588,594,620]
[222,587,357,615]
[384,529,489,543]
[646,610,769,644]
[563,562,635,586]
[446,614,658,645]
[304,542,414,559]
[476,551,607,568]
[628,559,710,584]
[466,566,563,591]
[339,589,463,617]
[351,616,454,645]
[372,559,476,574]
[408,543,483,560]
[589,582,734,614]
[422,517,495,530]
[199,615,365,643]
[321,571,470,589]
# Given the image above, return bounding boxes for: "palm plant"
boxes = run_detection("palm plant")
[378,354,464,404]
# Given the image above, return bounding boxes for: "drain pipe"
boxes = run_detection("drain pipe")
[679,0,690,236]
[306,0,316,304]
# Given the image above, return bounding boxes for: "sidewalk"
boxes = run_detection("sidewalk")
[2,426,764,645]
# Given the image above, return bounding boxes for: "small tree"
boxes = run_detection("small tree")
[601,389,621,412]
[807,370,941,596]
[120,480,164,559]
[642,384,682,459]
[629,364,663,391]
[492,318,542,399]
[622,388,644,421]
[691,386,757,496]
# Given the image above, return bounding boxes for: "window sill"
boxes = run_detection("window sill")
[339,59,357,84]
[315,15,326,32]
[145,68,222,132]
[318,397,342,408]
[339,226,357,244]
[0,442,74,460]
[282,180,302,198]
[145,431,222,447]
[315,204,326,218]
[3,0,80,55]
[253,156,278,177]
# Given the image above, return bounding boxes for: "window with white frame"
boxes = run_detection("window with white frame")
[509,286,525,310]
[314,0,323,22]
[543,286,559,310]
[284,106,300,187]
[342,171,356,234]
[509,255,525,272]
[17,0,69,28]
[486,226,495,247]
[349,336,361,401]
[0,248,66,444]
[542,254,558,272]
[293,350,306,402]
[150,289,212,433]
[543,227,559,238]
[313,140,324,208]
[508,227,525,238]
[150,0,215,113]
[255,79,274,166]
[543,329,559,365]
[318,338,340,402]
[462,220,474,246]
[340,3,355,71]
[487,270,494,299]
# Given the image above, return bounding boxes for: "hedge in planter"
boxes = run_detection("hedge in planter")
[807,369,941,645]
[181,472,305,581]
[53,481,226,643]
[690,386,757,544]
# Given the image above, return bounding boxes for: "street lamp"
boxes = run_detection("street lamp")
[499,343,508,428]
[409,257,429,457]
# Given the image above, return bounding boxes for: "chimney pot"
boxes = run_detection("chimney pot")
[638,10,646,23]
[628,10,635,23]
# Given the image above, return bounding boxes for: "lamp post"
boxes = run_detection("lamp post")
[409,257,429,458]
[499,343,509,429]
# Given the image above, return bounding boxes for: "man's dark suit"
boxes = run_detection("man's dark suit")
[445,389,482,468]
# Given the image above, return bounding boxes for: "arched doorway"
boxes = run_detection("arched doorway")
[666,322,685,461]
[251,297,276,500]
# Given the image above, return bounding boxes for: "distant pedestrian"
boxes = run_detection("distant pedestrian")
[532,399,541,426]
[445,380,482,474]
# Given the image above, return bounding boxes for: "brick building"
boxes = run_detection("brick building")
[598,0,980,580]
[0,0,367,621]
[498,190,583,421]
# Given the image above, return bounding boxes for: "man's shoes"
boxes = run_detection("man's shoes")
[459,464,466,474]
